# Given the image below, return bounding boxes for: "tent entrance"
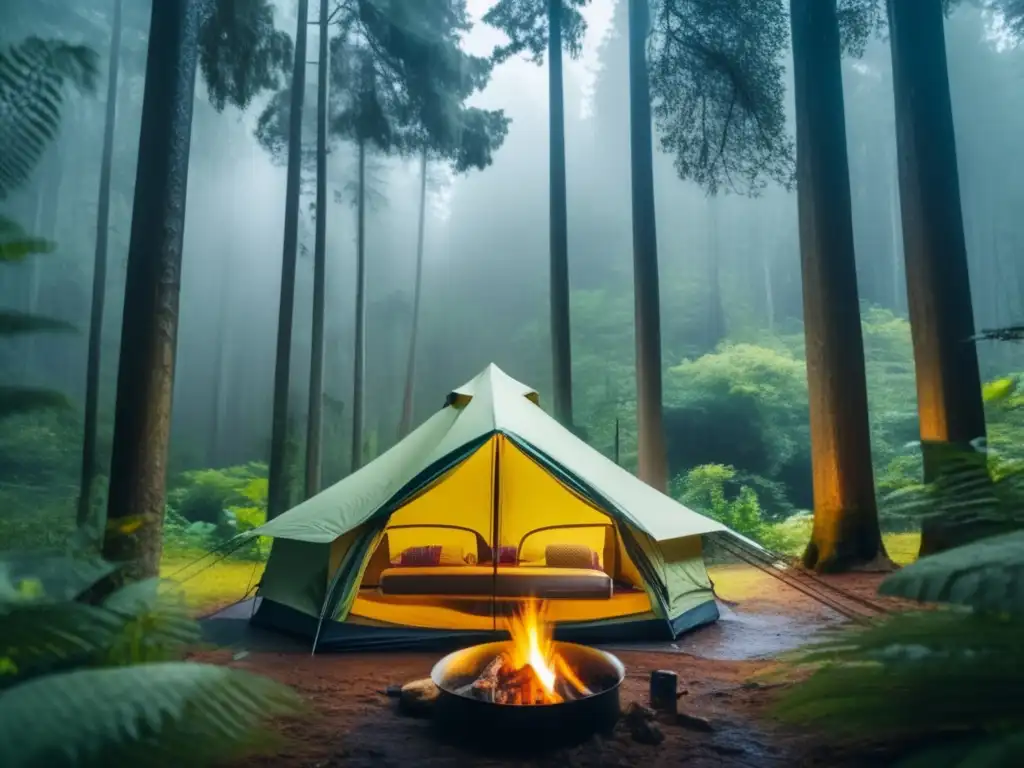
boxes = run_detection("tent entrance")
[348,434,654,631]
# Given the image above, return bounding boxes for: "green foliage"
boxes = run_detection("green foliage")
[0,553,302,768]
[648,0,794,194]
[672,464,805,553]
[198,0,293,112]
[0,37,97,198]
[483,0,590,62]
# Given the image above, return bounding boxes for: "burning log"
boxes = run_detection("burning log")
[455,649,593,706]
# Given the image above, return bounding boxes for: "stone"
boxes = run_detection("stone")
[383,684,403,698]
[623,701,663,745]
[398,678,439,717]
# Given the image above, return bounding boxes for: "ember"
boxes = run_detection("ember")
[454,601,592,705]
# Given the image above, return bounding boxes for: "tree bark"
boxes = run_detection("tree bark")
[548,0,573,427]
[705,195,725,351]
[887,0,988,556]
[399,146,428,439]
[789,0,887,572]
[78,0,123,539]
[267,0,310,519]
[305,0,329,499]
[627,0,668,492]
[351,138,367,473]
[101,0,202,584]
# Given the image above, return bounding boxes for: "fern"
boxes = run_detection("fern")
[0,37,98,198]
[879,530,1024,614]
[0,554,304,767]
[0,663,303,768]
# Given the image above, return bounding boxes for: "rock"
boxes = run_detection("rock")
[383,684,403,698]
[623,701,663,745]
[398,678,439,717]
[676,711,715,733]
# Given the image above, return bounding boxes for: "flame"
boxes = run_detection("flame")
[503,600,559,699]
[499,599,591,704]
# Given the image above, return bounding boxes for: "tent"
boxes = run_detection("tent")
[244,364,734,651]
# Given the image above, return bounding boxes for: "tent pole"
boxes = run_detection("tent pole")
[490,435,501,632]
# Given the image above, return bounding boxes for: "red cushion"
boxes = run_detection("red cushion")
[497,546,517,564]
[398,545,442,567]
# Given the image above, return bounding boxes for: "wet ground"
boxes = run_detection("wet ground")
[198,566,904,767]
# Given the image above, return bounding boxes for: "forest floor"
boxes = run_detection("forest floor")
[195,564,918,768]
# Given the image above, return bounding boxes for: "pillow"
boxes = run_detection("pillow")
[545,543,597,570]
[438,544,466,566]
[497,545,517,565]
[397,545,442,567]
[591,551,601,570]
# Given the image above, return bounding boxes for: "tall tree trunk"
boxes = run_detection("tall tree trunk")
[210,234,231,466]
[790,0,887,572]
[101,0,202,585]
[763,244,776,331]
[305,0,329,499]
[889,146,904,314]
[399,146,428,439]
[626,0,668,492]
[705,195,725,351]
[548,0,573,427]
[267,0,310,519]
[78,0,123,538]
[350,138,367,473]
[887,0,987,556]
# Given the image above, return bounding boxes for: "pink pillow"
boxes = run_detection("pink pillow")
[399,545,442,567]
[496,546,517,564]
[591,551,600,570]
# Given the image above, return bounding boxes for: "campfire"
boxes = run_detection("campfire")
[454,600,592,705]
[429,602,626,747]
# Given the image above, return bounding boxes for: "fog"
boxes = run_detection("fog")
[2,0,1023,514]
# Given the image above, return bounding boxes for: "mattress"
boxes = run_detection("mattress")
[378,565,614,600]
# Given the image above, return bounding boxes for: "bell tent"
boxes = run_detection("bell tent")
[244,364,735,651]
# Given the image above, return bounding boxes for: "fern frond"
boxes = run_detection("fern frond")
[101,579,201,663]
[774,611,1024,736]
[879,530,1024,614]
[0,214,54,261]
[0,37,99,198]
[0,662,304,768]
[0,553,115,605]
[0,602,123,686]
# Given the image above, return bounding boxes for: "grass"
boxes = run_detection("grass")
[160,551,265,616]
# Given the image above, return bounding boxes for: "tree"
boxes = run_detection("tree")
[647,0,793,195]
[789,0,887,572]
[627,0,669,491]
[305,0,331,499]
[886,0,987,556]
[266,0,310,519]
[102,0,292,583]
[77,0,123,537]
[484,0,590,427]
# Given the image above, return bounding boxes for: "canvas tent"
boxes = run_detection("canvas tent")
[245,364,734,651]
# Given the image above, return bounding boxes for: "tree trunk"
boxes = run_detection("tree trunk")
[763,244,775,331]
[399,146,428,439]
[548,0,573,427]
[350,138,367,473]
[887,0,988,556]
[305,0,329,499]
[789,0,887,573]
[210,232,231,466]
[101,0,202,585]
[889,146,904,315]
[78,0,123,539]
[705,195,726,351]
[267,0,310,519]
[626,0,668,492]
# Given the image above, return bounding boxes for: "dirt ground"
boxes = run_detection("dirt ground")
[194,566,915,767]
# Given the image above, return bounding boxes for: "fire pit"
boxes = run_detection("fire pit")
[430,601,625,749]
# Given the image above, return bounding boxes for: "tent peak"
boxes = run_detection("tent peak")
[446,364,540,408]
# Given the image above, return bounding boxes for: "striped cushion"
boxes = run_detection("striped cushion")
[398,545,442,567]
